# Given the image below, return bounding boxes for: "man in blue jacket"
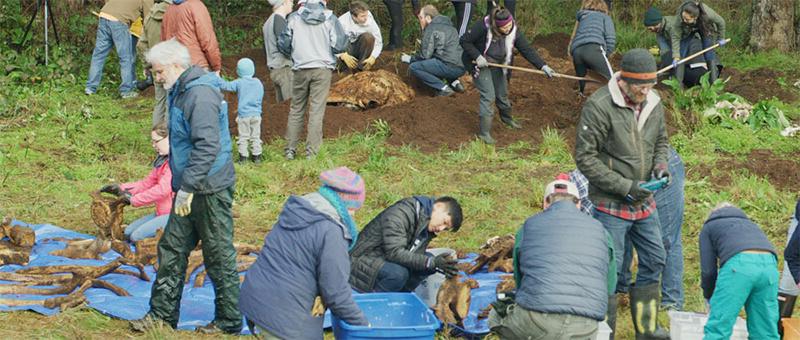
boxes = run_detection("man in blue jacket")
[489,174,616,339]
[239,167,368,339]
[130,39,241,334]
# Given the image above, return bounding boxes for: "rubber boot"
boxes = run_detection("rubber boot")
[607,293,619,340]
[238,154,248,165]
[630,283,670,340]
[251,154,262,165]
[707,59,719,84]
[779,293,797,336]
[499,108,522,129]
[477,116,495,144]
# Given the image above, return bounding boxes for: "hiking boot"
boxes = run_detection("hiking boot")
[130,314,169,333]
[238,154,249,165]
[630,283,670,340]
[251,154,262,164]
[436,86,455,97]
[499,109,522,129]
[477,115,495,144]
[121,91,139,99]
[284,149,296,161]
[84,88,95,96]
[196,321,240,335]
[305,150,316,160]
[136,73,154,91]
[451,80,465,93]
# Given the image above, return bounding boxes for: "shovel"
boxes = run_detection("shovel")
[485,62,601,82]
[656,38,730,75]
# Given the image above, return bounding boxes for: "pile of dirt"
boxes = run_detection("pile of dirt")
[725,68,797,103]
[694,149,800,188]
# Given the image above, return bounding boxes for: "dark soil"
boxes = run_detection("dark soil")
[725,68,797,103]
[693,149,800,189]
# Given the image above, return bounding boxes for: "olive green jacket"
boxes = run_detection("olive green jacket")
[669,1,726,59]
[574,73,669,205]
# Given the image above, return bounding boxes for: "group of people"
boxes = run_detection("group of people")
[82,0,797,339]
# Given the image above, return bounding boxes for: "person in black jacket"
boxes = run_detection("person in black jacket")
[383,0,419,50]
[460,7,556,144]
[349,196,463,293]
[486,0,515,17]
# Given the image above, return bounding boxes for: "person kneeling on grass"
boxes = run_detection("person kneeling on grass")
[700,202,779,340]
[349,195,463,293]
[100,121,174,241]
[239,167,368,339]
[489,174,616,339]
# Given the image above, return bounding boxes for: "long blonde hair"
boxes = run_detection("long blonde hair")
[582,0,609,14]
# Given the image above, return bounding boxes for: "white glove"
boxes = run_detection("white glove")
[400,54,412,64]
[174,190,194,217]
[541,65,555,79]
[475,55,489,68]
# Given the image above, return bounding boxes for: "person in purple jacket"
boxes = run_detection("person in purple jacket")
[238,167,368,339]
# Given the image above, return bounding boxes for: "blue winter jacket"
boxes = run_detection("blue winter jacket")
[239,193,367,340]
[515,200,612,321]
[570,10,616,55]
[168,66,235,194]
[216,77,264,118]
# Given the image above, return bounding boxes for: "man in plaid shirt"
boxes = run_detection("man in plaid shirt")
[574,49,670,339]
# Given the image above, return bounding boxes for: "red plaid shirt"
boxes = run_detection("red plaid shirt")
[596,197,657,221]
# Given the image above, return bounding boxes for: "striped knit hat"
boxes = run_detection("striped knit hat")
[320,167,366,209]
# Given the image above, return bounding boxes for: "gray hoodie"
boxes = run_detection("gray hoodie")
[278,0,347,70]
[263,13,293,70]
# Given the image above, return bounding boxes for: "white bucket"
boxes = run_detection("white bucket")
[414,248,456,308]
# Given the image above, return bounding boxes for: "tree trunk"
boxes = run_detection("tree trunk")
[749,0,796,52]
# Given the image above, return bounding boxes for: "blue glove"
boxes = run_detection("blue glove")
[718,39,727,46]
[672,58,680,69]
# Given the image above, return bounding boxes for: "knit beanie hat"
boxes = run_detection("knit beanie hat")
[236,58,255,78]
[643,7,662,26]
[320,167,366,210]
[620,49,658,85]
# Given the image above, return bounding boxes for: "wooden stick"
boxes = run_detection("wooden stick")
[485,62,601,82]
[657,38,730,74]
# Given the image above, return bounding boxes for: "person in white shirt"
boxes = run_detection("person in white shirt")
[337,1,383,71]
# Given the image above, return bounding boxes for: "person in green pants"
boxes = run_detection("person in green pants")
[699,202,779,340]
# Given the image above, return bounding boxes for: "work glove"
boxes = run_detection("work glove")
[100,184,124,196]
[541,65,555,79]
[400,53,412,64]
[718,39,727,46]
[338,52,358,69]
[652,163,671,185]
[475,55,489,68]
[429,253,458,278]
[672,58,680,69]
[361,56,376,70]
[648,46,660,56]
[625,182,653,203]
[120,190,132,206]
[174,190,194,217]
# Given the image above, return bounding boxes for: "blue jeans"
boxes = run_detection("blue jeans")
[124,213,168,241]
[594,209,666,289]
[86,18,135,94]
[619,149,685,309]
[408,58,464,91]
[373,258,434,292]
[780,218,800,295]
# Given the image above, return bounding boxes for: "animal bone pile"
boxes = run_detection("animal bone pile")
[184,243,262,287]
[466,234,515,274]
[327,70,415,109]
[90,190,127,241]
[434,275,480,325]
[0,217,35,266]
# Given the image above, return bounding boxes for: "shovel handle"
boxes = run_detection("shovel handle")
[483,62,601,82]
[657,38,730,75]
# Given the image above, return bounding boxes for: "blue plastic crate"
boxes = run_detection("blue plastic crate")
[332,292,441,339]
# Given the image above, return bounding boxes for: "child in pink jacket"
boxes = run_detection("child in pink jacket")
[101,122,174,241]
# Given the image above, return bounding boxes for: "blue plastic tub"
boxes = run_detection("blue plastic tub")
[332,292,440,339]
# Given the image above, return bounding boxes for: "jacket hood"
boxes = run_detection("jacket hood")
[430,15,451,27]
[175,66,212,93]
[298,1,327,25]
[705,206,750,225]
[277,194,352,241]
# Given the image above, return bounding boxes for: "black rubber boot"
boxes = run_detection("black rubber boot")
[499,108,522,129]
[630,283,670,340]
[707,59,719,84]
[607,293,619,340]
[477,116,495,144]
[237,154,248,165]
[251,154,262,165]
[779,293,797,336]
[136,71,154,91]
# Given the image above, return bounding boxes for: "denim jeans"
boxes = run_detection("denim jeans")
[373,258,434,292]
[408,58,464,91]
[594,209,666,289]
[124,213,169,241]
[780,218,800,295]
[619,148,685,309]
[86,18,135,94]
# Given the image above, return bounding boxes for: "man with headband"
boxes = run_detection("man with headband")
[575,48,670,339]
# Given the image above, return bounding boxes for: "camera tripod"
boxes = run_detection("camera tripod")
[19,0,61,65]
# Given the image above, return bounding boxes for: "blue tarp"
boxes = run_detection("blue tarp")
[2,221,503,337]
[0,220,250,334]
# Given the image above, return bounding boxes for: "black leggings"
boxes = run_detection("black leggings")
[384,0,404,48]
[571,43,613,93]
[453,1,474,37]
[486,0,516,17]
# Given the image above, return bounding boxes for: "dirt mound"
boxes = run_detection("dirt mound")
[698,149,800,188]
[725,68,797,103]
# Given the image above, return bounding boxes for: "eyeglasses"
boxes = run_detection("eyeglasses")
[151,136,167,145]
